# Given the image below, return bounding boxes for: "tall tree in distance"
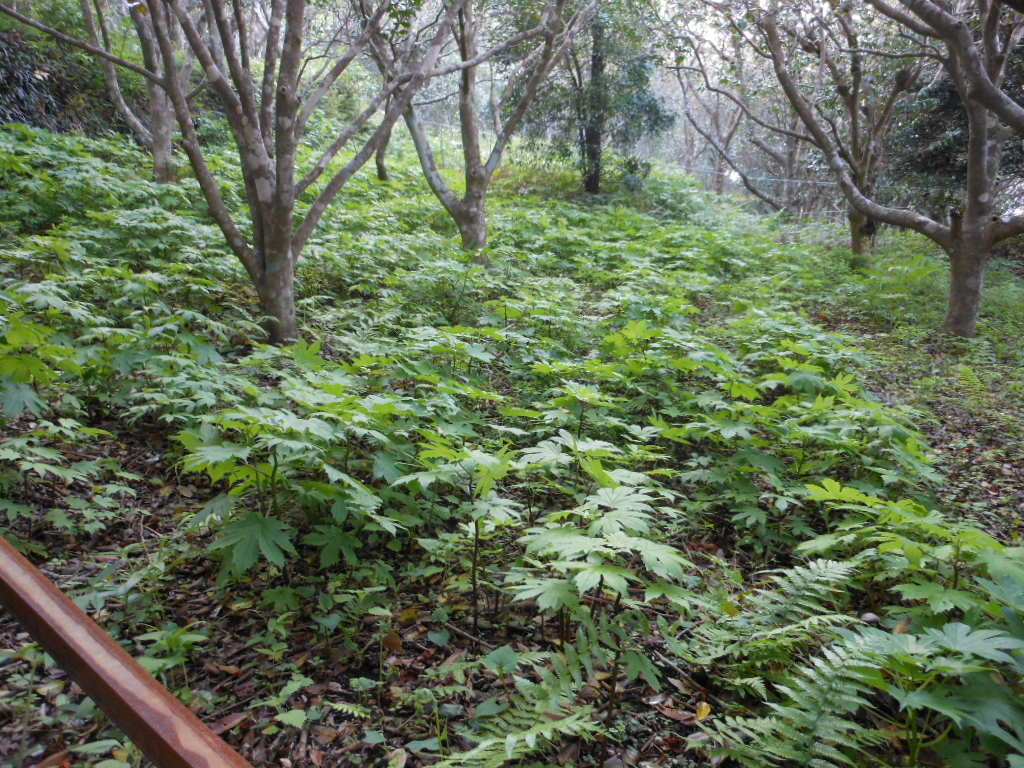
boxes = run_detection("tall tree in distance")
[743,0,1024,336]
[665,8,859,220]
[370,0,592,251]
[0,0,468,342]
[683,0,920,253]
[519,0,674,194]
[77,0,186,182]
[887,53,1024,223]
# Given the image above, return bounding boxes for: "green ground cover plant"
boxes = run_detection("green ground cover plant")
[0,124,1022,768]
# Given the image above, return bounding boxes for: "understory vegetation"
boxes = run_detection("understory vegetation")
[1,124,1023,768]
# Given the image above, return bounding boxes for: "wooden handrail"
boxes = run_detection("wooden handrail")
[0,536,253,768]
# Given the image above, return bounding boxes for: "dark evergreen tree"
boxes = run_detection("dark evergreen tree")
[888,53,1024,223]
[517,0,673,193]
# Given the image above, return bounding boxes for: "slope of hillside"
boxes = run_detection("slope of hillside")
[1,125,1023,768]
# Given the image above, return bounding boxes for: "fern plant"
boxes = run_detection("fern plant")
[662,559,857,694]
[436,645,603,768]
[698,628,892,768]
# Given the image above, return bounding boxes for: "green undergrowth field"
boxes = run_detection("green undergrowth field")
[1,123,1023,768]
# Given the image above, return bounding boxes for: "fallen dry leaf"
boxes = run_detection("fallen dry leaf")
[656,704,695,723]
[205,661,243,676]
[397,606,420,624]
[667,677,692,693]
[30,750,70,768]
[209,712,248,735]
[558,740,580,765]
[313,726,339,745]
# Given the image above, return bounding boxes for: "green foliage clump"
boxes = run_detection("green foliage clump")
[1,124,1022,768]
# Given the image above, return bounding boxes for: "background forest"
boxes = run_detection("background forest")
[1,0,1024,767]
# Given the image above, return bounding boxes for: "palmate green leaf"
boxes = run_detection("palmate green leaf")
[976,575,1024,612]
[703,418,754,440]
[585,486,654,535]
[4,317,52,347]
[589,486,651,510]
[289,340,326,370]
[0,378,43,417]
[644,581,697,608]
[787,369,826,394]
[303,524,359,568]
[468,447,513,497]
[275,709,308,728]
[894,582,980,614]
[955,682,1024,753]
[573,564,632,596]
[607,533,692,580]
[561,434,621,455]
[622,649,660,688]
[796,531,858,554]
[511,578,579,612]
[727,380,761,402]
[521,527,611,559]
[805,478,874,504]
[518,439,570,467]
[558,380,617,407]
[924,623,1024,664]
[193,493,234,526]
[886,685,970,725]
[70,739,123,755]
[211,513,296,574]
[732,448,786,476]
[321,466,383,513]
[262,586,300,612]
[482,644,520,675]
[372,450,403,483]
[367,511,405,536]
[588,505,653,536]
[20,461,89,483]
[580,456,617,488]
[184,442,252,466]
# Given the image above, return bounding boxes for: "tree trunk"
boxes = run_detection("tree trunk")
[257,254,298,344]
[131,5,177,183]
[375,117,392,181]
[582,16,605,195]
[582,123,603,194]
[455,204,487,251]
[150,87,175,183]
[849,209,867,255]
[943,246,986,337]
[713,153,726,195]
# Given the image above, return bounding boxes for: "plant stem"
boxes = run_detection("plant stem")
[471,516,481,637]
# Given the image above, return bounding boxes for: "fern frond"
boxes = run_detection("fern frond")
[726,675,768,700]
[439,703,599,768]
[699,627,892,767]
[758,559,857,623]
[670,559,857,672]
[323,700,370,718]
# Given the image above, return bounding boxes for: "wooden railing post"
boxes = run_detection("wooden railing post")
[0,536,253,768]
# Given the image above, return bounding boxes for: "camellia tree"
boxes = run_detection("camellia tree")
[518,0,674,194]
[77,0,185,183]
[370,0,593,251]
[0,0,481,342]
[667,1,918,245]
[729,0,1024,336]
